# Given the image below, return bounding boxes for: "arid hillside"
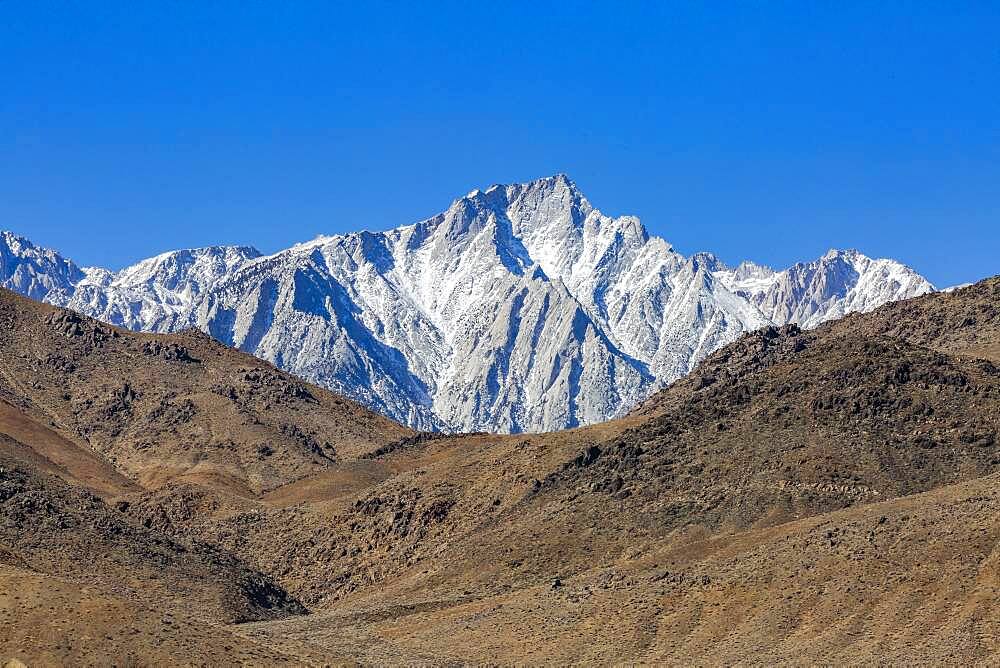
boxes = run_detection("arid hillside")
[0,449,303,622]
[0,288,411,495]
[0,443,317,665]
[1,279,998,665]
[829,275,1000,362]
[238,471,1000,665]
[0,287,410,664]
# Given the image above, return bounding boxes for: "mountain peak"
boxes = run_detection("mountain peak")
[1,229,27,247]
[0,229,84,301]
[519,172,584,198]
[821,248,861,263]
[461,173,583,203]
[435,175,597,264]
[537,172,575,188]
[732,259,775,280]
[110,245,262,302]
[2,229,57,258]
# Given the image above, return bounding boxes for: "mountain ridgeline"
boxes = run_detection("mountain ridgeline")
[1,176,934,432]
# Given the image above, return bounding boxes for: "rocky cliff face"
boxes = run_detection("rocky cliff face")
[1,175,935,432]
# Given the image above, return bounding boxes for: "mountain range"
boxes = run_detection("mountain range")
[1,174,935,432]
[1,273,997,664]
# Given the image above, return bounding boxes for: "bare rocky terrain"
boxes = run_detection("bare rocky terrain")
[0,279,998,665]
[0,289,411,496]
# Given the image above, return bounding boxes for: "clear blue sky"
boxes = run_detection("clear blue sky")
[2,3,998,287]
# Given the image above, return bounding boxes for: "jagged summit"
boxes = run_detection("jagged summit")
[113,245,263,287]
[0,179,935,433]
[0,229,85,302]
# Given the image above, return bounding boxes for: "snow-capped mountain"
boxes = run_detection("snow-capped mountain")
[2,175,935,432]
[57,246,262,332]
[715,250,934,328]
[0,230,85,303]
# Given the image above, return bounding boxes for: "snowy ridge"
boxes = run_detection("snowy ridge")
[1,174,935,433]
[715,248,934,328]
[0,230,84,302]
[54,246,262,332]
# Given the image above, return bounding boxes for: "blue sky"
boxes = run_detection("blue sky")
[2,2,998,287]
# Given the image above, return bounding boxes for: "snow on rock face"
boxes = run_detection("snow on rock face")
[59,246,263,332]
[1,175,936,433]
[716,248,935,328]
[0,231,84,302]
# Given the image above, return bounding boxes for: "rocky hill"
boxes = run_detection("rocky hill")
[0,450,304,623]
[0,288,411,495]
